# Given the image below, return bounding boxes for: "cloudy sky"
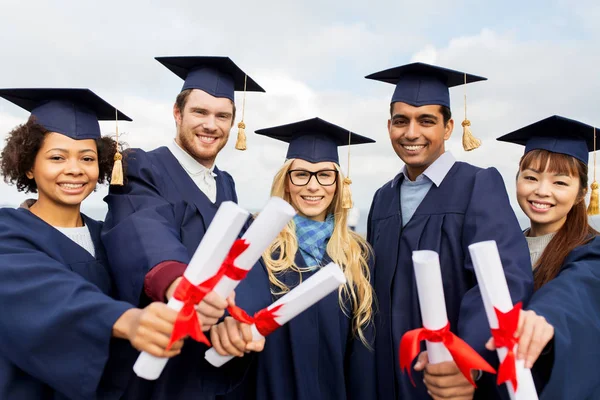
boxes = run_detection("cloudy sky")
[1,0,599,231]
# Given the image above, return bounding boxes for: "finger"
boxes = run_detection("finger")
[425,361,461,376]
[424,369,470,389]
[246,338,265,352]
[225,317,247,354]
[141,309,180,336]
[196,301,227,319]
[227,291,236,306]
[518,314,536,361]
[239,322,253,343]
[516,310,528,338]
[414,351,429,371]
[526,319,553,368]
[210,325,227,356]
[485,337,496,351]
[150,302,180,324]
[218,320,244,357]
[141,343,179,358]
[203,291,228,309]
[200,315,220,331]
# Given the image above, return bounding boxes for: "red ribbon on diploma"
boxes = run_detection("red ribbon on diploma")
[227,304,284,337]
[491,302,522,391]
[399,322,496,387]
[166,239,250,349]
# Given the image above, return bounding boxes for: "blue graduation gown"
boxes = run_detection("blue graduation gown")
[367,162,534,400]
[527,236,600,399]
[102,147,270,399]
[0,208,134,400]
[225,254,376,400]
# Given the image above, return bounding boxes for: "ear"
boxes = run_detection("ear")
[443,118,454,141]
[26,169,34,180]
[173,103,182,126]
[387,118,392,134]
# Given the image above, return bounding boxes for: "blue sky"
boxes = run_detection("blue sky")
[1,0,599,232]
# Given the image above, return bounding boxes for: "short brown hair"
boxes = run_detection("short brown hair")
[389,103,452,126]
[1,116,122,193]
[175,89,237,123]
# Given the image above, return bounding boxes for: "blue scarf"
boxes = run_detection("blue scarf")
[294,214,335,269]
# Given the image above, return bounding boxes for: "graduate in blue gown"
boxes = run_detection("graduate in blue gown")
[0,89,183,400]
[210,117,377,400]
[101,57,270,399]
[490,116,600,399]
[364,63,534,399]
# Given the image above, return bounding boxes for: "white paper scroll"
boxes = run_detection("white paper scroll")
[412,250,454,364]
[133,201,250,381]
[468,240,538,400]
[205,262,346,367]
[212,196,296,298]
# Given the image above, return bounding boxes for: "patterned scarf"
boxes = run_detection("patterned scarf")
[294,213,335,270]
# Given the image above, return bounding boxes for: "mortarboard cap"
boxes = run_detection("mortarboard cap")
[255,117,375,164]
[0,88,131,140]
[155,56,265,102]
[365,62,486,108]
[496,115,598,165]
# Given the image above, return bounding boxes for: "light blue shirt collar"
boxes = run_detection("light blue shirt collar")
[396,151,456,187]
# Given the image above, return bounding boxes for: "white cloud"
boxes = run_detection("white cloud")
[1,1,599,233]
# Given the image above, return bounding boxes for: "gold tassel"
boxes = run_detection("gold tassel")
[588,127,598,215]
[342,177,353,209]
[462,73,481,151]
[110,108,124,186]
[235,74,248,151]
[462,119,481,151]
[588,182,599,215]
[111,152,123,186]
[235,121,247,150]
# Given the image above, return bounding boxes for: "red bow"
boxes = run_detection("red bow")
[491,302,522,391]
[399,322,496,387]
[166,239,250,349]
[227,304,284,337]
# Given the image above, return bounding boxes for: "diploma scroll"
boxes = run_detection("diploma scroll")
[412,250,454,363]
[205,262,346,367]
[468,240,538,399]
[133,201,250,381]
[212,196,296,298]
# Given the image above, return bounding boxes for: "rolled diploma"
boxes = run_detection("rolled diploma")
[468,240,538,399]
[212,196,296,297]
[412,250,454,363]
[205,262,346,367]
[133,201,250,380]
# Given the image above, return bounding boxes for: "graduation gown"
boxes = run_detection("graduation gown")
[367,162,534,400]
[225,253,376,400]
[0,208,135,400]
[102,147,270,399]
[527,236,600,399]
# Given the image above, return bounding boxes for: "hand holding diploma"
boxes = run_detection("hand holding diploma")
[400,250,495,391]
[469,240,539,399]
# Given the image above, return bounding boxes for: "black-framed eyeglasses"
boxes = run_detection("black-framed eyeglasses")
[287,169,338,186]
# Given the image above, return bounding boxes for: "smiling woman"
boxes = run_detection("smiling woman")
[0,88,185,400]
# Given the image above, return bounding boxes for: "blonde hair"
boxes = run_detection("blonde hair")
[263,159,374,345]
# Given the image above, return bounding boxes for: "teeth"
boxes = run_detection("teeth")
[532,202,551,209]
[403,145,425,151]
[303,196,323,201]
[59,183,84,189]
[199,136,217,143]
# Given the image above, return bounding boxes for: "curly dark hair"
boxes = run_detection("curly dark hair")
[1,116,125,193]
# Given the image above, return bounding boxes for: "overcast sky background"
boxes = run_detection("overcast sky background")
[1,0,600,232]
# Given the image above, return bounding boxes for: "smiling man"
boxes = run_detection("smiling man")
[101,56,266,399]
[365,63,534,400]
